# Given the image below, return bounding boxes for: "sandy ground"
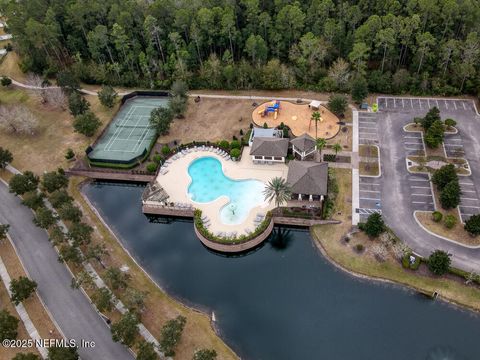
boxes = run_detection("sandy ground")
[252,101,340,139]
[150,147,288,234]
[159,98,254,144]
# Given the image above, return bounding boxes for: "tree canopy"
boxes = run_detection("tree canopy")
[2,0,479,95]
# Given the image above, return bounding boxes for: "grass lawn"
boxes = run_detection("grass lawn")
[359,161,379,176]
[69,177,237,360]
[0,87,118,173]
[311,168,480,312]
[359,145,378,157]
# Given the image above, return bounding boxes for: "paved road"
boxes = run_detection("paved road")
[0,182,133,360]
[378,98,480,272]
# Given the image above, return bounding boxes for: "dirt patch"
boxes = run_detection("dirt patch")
[252,101,340,139]
[159,98,253,144]
[0,52,28,83]
[359,162,379,176]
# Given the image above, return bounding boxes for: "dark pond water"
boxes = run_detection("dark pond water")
[84,182,480,360]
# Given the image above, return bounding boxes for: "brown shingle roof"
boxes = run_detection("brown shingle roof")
[290,133,316,152]
[250,137,289,157]
[287,161,328,195]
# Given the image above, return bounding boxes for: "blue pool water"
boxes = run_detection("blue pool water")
[187,157,266,224]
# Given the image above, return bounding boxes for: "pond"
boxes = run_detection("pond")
[84,182,480,360]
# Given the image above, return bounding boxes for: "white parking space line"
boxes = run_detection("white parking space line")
[361,183,380,186]
[412,201,433,204]
[462,102,466,110]
[409,178,429,182]
[404,142,422,145]
[360,190,381,193]
[461,190,477,193]
[412,194,432,197]
[461,197,479,201]
[404,135,421,139]
[445,100,448,109]
[460,205,480,209]
[446,138,462,141]
[411,186,430,189]
[454,102,457,110]
[460,182,475,186]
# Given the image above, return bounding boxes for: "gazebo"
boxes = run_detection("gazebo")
[290,133,317,160]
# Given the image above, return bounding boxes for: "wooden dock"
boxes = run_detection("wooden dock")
[66,169,155,183]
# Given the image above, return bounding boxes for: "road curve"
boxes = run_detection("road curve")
[0,181,133,360]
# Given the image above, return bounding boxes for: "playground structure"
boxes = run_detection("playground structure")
[257,100,280,120]
[252,100,340,139]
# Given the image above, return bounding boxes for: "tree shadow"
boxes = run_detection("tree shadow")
[268,227,293,250]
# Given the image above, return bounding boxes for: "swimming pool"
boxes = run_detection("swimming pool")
[187,157,266,224]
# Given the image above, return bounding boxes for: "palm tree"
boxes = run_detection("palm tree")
[263,177,292,208]
[316,138,327,160]
[333,143,342,155]
[310,111,321,137]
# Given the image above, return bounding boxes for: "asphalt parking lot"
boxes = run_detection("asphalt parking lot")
[378,97,478,114]
[443,133,465,158]
[407,173,435,212]
[357,111,383,221]
[358,112,379,145]
[402,132,424,156]
[378,95,480,226]
[458,177,480,222]
[358,175,382,221]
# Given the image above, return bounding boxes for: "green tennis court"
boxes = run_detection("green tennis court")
[88,96,168,165]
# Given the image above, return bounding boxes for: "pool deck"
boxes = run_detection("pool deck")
[147,148,288,234]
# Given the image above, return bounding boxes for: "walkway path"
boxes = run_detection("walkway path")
[0,180,133,360]
[0,256,48,359]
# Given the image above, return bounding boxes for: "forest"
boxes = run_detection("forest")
[1,0,479,95]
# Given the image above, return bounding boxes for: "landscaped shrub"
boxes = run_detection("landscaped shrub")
[354,244,364,253]
[146,162,158,173]
[323,154,337,162]
[153,154,162,164]
[230,148,241,159]
[218,140,230,149]
[427,250,451,275]
[444,118,457,129]
[65,148,75,160]
[161,145,171,156]
[432,211,443,222]
[230,140,241,149]
[1,76,12,87]
[464,214,480,236]
[263,122,268,128]
[444,214,457,229]
[359,213,385,238]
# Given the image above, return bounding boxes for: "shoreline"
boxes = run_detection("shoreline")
[309,227,480,315]
[77,178,240,359]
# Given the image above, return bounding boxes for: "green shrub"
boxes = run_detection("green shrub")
[444,118,457,128]
[361,213,385,237]
[65,148,75,160]
[354,244,364,253]
[444,214,457,229]
[323,154,337,162]
[263,122,268,128]
[432,211,443,222]
[230,140,241,149]
[402,255,410,268]
[1,76,12,87]
[218,140,230,149]
[230,148,241,159]
[410,256,421,270]
[464,214,480,236]
[153,154,162,164]
[146,163,158,173]
[161,145,171,155]
[439,180,461,209]
[427,250,451,275]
